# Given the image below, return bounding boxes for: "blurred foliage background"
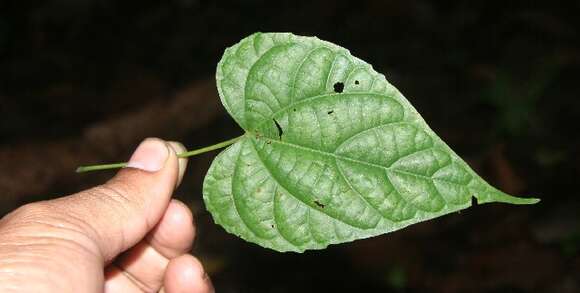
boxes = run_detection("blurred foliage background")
[1,1,579,292]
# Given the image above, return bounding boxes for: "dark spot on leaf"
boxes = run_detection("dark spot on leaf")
[327,110,334,115]
[273,119,283,140]
[271,224,275,228]
[293,108,297,112]
[333,82,344,93]
[355,80,359,85]
[314,200,325,208]
[266,140,271,144]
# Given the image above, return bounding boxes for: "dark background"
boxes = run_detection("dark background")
[1,1,579,292]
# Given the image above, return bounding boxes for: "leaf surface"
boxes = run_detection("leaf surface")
[203,33,539,252]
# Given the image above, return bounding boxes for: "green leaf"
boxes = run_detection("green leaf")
[203,32,539,253]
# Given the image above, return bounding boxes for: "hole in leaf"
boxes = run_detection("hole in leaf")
[333,82,344,93]
[355,80,359,85]
[273,119,283,140]
[471,196,478,207]
[314,200,325,208]
[327,110,334,115]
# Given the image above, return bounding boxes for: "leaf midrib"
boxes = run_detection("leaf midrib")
[245,133,468,187]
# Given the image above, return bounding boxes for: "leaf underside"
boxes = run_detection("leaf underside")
[203,32,539,253]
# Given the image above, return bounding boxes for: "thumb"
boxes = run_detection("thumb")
[52,138,187,261]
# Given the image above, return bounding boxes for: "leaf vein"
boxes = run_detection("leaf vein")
[230,142,267,239]
[249,138,366,229]
[272,186,302,247]
[255,92,399,131]
[289,46,329,102]
[335,159,382,227]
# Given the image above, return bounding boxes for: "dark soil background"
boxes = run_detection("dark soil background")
[1,1,579,292]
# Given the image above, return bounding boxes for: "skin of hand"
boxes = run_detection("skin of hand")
[0,138,214,293]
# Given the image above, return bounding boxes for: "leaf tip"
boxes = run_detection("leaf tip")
[496,193,541,205]
[479,191,541,205]
[516,197,541,205]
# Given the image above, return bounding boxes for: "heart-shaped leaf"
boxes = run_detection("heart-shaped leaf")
[203,32,539,252]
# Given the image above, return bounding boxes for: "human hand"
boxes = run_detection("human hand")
[0,138,214,292]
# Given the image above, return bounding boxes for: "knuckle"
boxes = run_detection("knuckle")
[87,181,147,232]
[94,179,143,209]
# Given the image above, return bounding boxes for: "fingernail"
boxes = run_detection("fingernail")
[167,141,188,187]
[126,138,170,172]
